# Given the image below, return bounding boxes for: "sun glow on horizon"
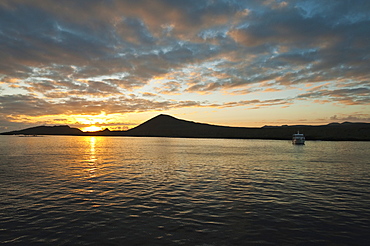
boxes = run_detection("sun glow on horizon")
[81,125,103,132]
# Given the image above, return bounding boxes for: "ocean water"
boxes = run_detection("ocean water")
[0,135,369,245]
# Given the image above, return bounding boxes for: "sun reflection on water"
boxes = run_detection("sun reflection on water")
[89,137,97,161]
[86,137,98,178]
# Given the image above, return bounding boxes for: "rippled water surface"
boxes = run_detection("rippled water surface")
[1,136,370,245]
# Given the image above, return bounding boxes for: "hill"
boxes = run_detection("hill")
[0,125,84,135]
[125,114,370,141]
[1,114,370,141]
[125,114,255,138]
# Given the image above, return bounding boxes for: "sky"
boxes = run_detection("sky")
[1,0,370,132]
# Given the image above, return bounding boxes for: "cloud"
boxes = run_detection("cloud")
[0,94,61,116]
[0,0,369,130]
[155,81,183,95]
[296,87,370,105]
[222,98,293,109]
[0,93,212,118]
[330,113,370,122]
[141,92,158,97]
[227,0,370,87]
[1,0,369,91]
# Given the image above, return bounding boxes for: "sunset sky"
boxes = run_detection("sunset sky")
[1,0,369,132]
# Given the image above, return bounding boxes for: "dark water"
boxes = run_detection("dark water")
[1,136,369,245]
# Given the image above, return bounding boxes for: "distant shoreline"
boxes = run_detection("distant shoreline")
[1,114,370,141]
[2,134,369,142]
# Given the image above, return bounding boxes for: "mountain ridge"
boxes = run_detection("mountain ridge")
[1,114,370,141]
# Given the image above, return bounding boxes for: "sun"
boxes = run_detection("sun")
[81,125,103,132]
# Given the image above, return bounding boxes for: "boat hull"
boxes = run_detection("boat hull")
[292,132,305,145]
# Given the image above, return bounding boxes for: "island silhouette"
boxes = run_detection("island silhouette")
[1,114,370,141]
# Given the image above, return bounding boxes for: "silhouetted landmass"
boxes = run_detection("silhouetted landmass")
[1,114,370,141]
[124,115,370,141]
[1,125,84,136]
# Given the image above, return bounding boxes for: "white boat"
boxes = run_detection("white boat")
[292,131,305,145]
